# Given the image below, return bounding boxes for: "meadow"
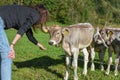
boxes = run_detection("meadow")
[6,28,120,80]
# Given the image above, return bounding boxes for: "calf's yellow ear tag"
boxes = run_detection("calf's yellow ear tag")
[62,28,69,36]
[109,31,113,37]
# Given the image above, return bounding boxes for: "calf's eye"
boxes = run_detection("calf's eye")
[56,32,60,35]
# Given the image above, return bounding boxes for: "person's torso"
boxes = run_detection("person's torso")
[0,4,40,30]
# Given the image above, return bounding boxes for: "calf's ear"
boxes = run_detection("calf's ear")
[96,27,100,32]
[108,30,113,37]
[41,26,49,33]
[62,28,69,36]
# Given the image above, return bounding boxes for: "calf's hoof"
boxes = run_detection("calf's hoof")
[82,72,87,76]
[101,68,104,71]
[64,77,68,80]
[114,73,118,76]
[114,71,118,76]
[74,76,78,80]
[100,66,104,71]
[105,71,109,76]
[91,67,95,71]
[91,64,95,71]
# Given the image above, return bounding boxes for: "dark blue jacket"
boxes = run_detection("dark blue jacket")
[0,4,40,45]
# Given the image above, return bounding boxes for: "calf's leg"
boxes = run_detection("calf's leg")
[82,48,89,75]
[112,46,119,76]
[105,47,112,75]
[114,56,119,76]
[71,47,79,80]
[98,47,106,71]
[64,55,71,80]
[90,47,95,71]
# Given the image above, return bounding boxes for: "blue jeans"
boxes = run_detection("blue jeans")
[0,17,12,80]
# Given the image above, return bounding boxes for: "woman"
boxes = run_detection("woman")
[0,4,49,80]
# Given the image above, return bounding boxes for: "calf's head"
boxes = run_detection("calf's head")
[100,28,114,45]
[94,27,109,47]
[94,27,103,44]
[48,25,63,46]
[94,28,114,45]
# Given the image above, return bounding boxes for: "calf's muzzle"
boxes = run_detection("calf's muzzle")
[48,41,54,45]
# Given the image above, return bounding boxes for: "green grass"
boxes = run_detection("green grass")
[6,29,120,80]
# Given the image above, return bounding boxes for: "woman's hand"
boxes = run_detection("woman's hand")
[8,34,21,59]
[39,45,46,50]
[8,44,15,59]
[37,43,46,50]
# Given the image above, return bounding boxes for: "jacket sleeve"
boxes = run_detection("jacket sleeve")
[17,15,35,36]
[26,28,38,45]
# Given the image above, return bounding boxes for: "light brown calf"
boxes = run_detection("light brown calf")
[48,23,94,80]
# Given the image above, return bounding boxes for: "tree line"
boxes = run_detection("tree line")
[0,0,120,26]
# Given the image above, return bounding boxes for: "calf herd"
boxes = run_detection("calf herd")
[46,23,120,80]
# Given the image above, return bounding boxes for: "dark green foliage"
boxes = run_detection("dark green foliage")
[0,0,120,25]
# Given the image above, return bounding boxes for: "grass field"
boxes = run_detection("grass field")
[6,29,120,80]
